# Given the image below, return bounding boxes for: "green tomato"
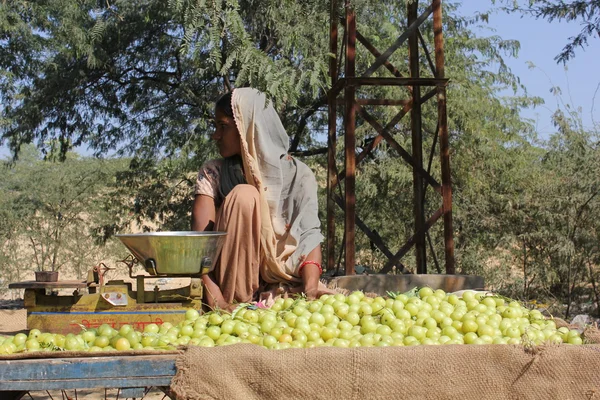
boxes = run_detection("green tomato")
[407,326,427,341]
[418,287,434,298]
[262,335,278,348]
[124,331,140,345]
[206,325,221,340]
[180,325,194,337]
[13,333,28,346]
[208,313,224,326]
[461,320,478,334]
[220,320,236,335]
[94,336,110,348]
[144,323,160,334]
[28,329,42,340]
[82,330,97,343]
[25,339,40,351]
[185,309,200,321]
[114,337,131,351]
[65,336,81,351]
[118,325,133,337]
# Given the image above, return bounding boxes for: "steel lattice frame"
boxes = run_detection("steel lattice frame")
[326,0,455,276]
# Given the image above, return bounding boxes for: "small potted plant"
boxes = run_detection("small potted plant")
[29,226,63,282]
[35,269,59,282]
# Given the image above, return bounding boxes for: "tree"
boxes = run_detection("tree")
[1,0,544,273]
[0,145,128,278]
[0,0,331,160]
[494,0,600,63]
[521,108,600,317]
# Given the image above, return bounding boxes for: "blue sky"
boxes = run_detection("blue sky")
[458,0,600,138]
[1,1,598,158]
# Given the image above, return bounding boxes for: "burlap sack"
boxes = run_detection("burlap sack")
[171,343,600,400]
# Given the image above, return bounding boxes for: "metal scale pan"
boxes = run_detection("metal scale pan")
[115,231,227,275]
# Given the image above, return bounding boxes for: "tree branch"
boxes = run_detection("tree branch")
[289,147,328,157]
[289,95,328,152]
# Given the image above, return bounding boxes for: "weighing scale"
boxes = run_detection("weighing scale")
[8,232,226,334]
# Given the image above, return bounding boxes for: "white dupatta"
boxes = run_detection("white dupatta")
[231,88,323,283]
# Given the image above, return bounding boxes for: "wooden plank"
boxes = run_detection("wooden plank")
[9,281,88,289]
[348,77,447,87]
[328,77,447,100]
[0,376,173,391]
[0,355,177,386]
[344,3,357,276]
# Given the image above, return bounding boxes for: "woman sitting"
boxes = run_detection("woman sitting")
[191,87,332,311]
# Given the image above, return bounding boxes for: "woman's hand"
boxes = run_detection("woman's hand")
[202,274,233,311]
[304,286,334,301]
[289,274,335,300]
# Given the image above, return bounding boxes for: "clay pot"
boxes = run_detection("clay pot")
[35,271,59,282]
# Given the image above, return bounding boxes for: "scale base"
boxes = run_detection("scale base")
[9,277,205,334]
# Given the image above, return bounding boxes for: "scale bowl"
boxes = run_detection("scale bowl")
[115,231,226,275]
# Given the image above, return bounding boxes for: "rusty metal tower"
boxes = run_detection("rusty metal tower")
[326,0,455,276]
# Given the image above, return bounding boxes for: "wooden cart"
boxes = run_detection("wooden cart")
[0,353,177,399]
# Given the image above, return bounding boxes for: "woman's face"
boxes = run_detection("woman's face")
[212,108,241,158]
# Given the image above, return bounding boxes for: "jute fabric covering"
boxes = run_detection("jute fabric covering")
[171,343,600,400]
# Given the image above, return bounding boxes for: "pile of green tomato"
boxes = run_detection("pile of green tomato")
[0,288,585,354]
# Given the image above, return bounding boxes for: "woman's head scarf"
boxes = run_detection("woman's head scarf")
[230,88,324,283]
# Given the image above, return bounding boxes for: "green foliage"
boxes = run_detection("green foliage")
[451,93,600,317]
[0,0,330,160]
[0,145,128,278]
[523,108,600,316]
